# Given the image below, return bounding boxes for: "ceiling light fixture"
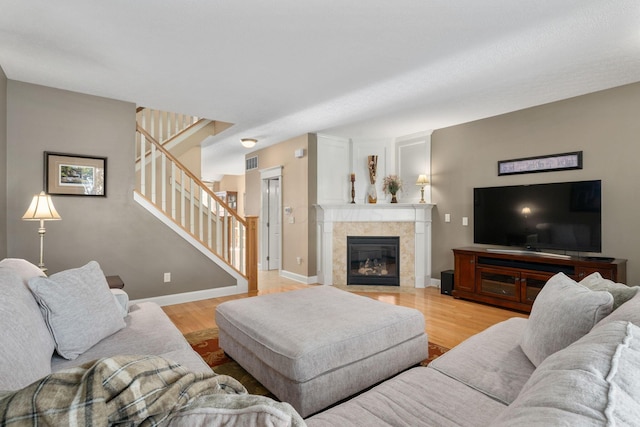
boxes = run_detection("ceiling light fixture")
[240,138,258,148]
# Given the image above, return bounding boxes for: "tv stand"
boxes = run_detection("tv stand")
[452,247,627,313]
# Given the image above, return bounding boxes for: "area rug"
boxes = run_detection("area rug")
[184,328,449,397]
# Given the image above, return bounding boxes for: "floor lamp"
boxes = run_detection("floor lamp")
[22,191,61,273]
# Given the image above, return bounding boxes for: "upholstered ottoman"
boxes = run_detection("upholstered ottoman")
[215,286,428,417]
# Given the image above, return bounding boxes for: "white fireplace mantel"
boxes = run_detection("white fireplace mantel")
[315,204,435,288]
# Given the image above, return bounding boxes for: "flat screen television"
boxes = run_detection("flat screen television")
[473,180,602,253]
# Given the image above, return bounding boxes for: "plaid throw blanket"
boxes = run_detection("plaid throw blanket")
[0,355,249,426]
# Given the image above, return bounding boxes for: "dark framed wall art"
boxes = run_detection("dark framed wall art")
[45,152,107,196]
[498,151,583,176]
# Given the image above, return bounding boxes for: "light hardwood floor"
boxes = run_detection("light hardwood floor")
[163,271,528,349]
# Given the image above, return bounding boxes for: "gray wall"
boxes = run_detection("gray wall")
[0,66,6,260]
[6,81,235,299]
[431,82,640,285]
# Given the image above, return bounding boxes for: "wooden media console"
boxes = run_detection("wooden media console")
[452,247,627,313]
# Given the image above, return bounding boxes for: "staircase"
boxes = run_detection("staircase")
[134,108,257,291]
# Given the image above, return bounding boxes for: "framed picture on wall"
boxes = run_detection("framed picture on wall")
[497,151,583,176]
[44,152,107,196]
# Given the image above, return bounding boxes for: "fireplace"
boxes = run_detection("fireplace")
[347,236,400,286]
[316,204,433,288]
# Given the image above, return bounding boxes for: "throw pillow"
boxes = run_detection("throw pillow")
[520,272,613,367]
[580,272,639,310]
[27,261,126,360]
[0,258,46,284]
[0,269,56,390]
[494,321,640,426]
[596,291,640,328]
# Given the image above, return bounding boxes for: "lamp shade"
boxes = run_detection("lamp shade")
[22,191,61,221]
[240,138,258,148]
[416,174,429,186]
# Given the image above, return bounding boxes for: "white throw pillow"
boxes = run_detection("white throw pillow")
[580,272,640,310]
[28,261,126,360]
[520,272,613,367]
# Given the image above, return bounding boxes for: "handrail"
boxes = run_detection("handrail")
[136,125,243,225]
[134,122,257,288]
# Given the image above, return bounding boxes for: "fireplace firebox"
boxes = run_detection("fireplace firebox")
[347,236,400,286]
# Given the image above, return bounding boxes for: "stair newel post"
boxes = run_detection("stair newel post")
[245,215,259,292]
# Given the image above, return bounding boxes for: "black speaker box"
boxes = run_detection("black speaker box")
[440,270,454,295]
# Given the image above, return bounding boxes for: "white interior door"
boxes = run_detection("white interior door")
[266,178,281,270]
[260,166,283,271]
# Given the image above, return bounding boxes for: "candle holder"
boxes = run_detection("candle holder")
[350,173,356,204]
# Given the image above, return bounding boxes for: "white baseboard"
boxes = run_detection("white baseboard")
[429,278,441,288]
[280,270,319,285]
[130,284,245,307]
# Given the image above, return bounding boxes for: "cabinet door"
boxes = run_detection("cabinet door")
[454,253,476,292]
[520,271,555,304]
[476,267,519,301]
[575,267,615,281]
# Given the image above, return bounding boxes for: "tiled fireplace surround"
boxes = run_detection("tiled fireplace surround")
[316,204,434,289]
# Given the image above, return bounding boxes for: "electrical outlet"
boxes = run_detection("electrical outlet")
[163,272,171,283]
[296,257,302,265]
[462,217,469,226]
[445,213,451,223]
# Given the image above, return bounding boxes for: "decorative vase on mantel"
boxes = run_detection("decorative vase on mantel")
[367,184,378,204]
[390,192,398,203]
[367,155,378,204]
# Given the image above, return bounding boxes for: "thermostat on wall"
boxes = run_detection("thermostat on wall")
[294,148,305,158]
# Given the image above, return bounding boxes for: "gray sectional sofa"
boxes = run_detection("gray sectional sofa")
[3,255,640,426]
[0,258,212,392]
[0,258,306,426]
[306,272,640,426]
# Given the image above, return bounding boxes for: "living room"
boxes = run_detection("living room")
[1,2,639,303]
[4,3,640,424]
[2,69,640,302]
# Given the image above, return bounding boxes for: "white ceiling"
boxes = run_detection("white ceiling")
[2,1,640,180]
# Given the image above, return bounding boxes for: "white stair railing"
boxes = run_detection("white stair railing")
[136,107,199,145]
[134,124,257,285]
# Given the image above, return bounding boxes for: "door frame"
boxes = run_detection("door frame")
[259,166,283,271]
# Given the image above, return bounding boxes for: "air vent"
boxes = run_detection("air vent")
[246,156,258,171]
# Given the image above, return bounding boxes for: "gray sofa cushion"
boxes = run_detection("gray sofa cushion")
[306,367,506,427]
[0,258,46,283]
[520,272,613,366]
[580,272,640,310]
[597,290,640,328]
[429,317,534,405]
[493,321,640,426]
[51,302,210,373]
[28,261,126,360]
[0,269,55,390]
[110,288,129,317]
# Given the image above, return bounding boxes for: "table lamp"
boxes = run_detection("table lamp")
[22,191,61,272]
[416,175,429,204]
